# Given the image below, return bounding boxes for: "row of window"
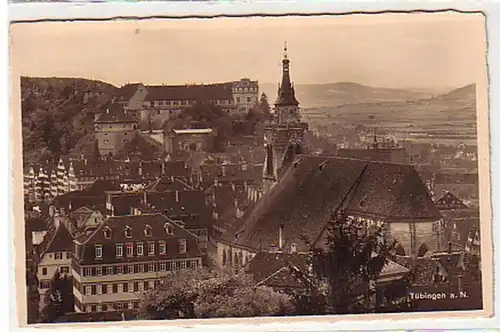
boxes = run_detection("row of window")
[235,97,254,103]
[81,301,140,313]
[81,259,200,277]
[94,238,187,259]
[39,265,70,276]
[82,278,164,296]
[102,223,175,240]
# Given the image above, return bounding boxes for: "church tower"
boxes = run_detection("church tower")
[262,42,308,193]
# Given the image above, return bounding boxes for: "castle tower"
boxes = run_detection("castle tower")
[263,42,308,193]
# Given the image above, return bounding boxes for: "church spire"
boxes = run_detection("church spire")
[275,41,299,107]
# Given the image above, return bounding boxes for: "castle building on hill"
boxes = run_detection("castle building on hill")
[114,79,259,128]
[262,43,309,193]
[94,103,138,157]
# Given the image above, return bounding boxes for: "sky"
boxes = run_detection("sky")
[10,13,487,90]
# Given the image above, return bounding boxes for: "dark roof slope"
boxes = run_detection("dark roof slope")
[75,213,203,265]
[115,83,141,100]
[37,223,74,258]
[144,83,233,102]
[94,102,137,123]
[234,155,441,252]
[245,252,309,286]
[435,191,469,210]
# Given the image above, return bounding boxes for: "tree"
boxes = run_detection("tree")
[139,268,294,320]
[303,209,409,314]
[40,270,74,323]
[258,93,271,114]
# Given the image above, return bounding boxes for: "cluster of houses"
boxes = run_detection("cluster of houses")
[24,45,483,322]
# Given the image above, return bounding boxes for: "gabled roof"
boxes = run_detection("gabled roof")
[435,191,469,210]
[37,223,74,258]
[233,155,441,252]
[115,83,143,100]
[94,102,137,124]
[245,252,309,286]
[75,213,203,265]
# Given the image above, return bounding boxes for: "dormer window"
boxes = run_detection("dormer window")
[179,239,187,254]
[165,223,174,235]
[144,225,152,237]
[103,227,112,239]
[94,244,103,259]
[124,226,132,238]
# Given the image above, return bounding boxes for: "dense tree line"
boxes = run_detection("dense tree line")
[21,77,114,164]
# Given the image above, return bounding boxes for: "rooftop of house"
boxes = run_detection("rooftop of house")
[74,213,203,265]
[36,222,74,258]
[233,155,441,252]
[94,102,137,124]
[114,83,143,100]
[435,191,470,210]
[144,83,233,102]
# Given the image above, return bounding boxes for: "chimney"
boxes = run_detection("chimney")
[279,223,284,250]
[143,191,147,205]
[448,241,452,254]
[138,162,143,176]
[161,161,166,175]
[84,158,88,166]
[222,165,226,176]
[175,190,179,202]
[290,243,297,253]
[130,206,135,215]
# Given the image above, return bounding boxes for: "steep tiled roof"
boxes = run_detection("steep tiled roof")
[94,102,137,124]
[234,155,441,252]
[245,252,309,285]
[144,83,233,102]
[36,223,74,258]
[115,83,141,100]
[75,213,203,265]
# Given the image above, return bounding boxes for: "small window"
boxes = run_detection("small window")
[42,267,47,276]
[95,245,103,259]
[66,252,71,259]
[116,265,123,274]
[102,304,108,311]
[180,260,187,269]
[91,285,97,295]
[123,283,129,292]
[60,266,70,274]
[40,280,50,289]
[159,262,166,271]
[126,243,133,256]
[138,264,145,273]
[103,227,111,239]
[144,225,152,237]
[106,266,113,275]
[147,263,155,272]
[102,284,108,294]
[55,252,63,260]
[116,244,123,257]
[165,223,174,235]
[137,243,144,256]
[179,239,187,254]
[148,242,155,256]
[83,267,91,277]
[159,241,166,255]
[112,284,118,293]
[127,264,134,274]
[133,282,139,292]
[96,266,102,276]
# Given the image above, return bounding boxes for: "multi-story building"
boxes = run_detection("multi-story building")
[113,79,259,129]
[24,156,121,201]
[94,102,139,157]
[35,221,74,310]
[71,213,203,313]
[163,128,216,157]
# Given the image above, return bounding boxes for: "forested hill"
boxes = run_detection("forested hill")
[21,77,117,166]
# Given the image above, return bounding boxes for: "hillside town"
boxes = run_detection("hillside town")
[23,44,482,323]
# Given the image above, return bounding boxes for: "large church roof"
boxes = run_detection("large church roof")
[233,155,441,252]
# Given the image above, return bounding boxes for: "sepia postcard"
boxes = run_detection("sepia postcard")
[9,11,492,328]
